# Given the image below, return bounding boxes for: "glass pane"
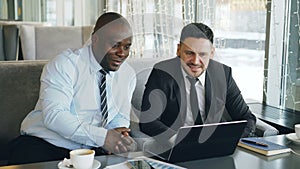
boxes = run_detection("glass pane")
[84,0,100,25]
[283,0,300,111]
[106,0,183,58]
[64,0,74,25]
[211,0,266,102]
[0,0,8,20]
[106,0,266,102]
[46,0,56,25]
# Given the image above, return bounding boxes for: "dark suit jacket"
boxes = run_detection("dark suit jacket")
[140,57,256,141]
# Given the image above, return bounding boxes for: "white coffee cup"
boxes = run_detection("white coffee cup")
[295,124,300,139]
[70,149,95,169]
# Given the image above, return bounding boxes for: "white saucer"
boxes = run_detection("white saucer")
[286,133,300,145]
[58,159,101,169]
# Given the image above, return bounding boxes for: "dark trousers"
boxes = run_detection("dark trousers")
[7,135,108,165]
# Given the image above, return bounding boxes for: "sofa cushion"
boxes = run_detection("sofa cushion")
[0,25,19,61]
[3,25,19,61]
[81,26,93,45]
[35,26,82,60]
[19,25,35,60]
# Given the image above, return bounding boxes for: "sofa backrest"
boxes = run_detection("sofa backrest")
[0,61,46,141]
[0,61,47,160]
[20,25,93,60]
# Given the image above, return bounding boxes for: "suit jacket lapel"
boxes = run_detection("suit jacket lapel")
[170,57,187,126]
[205,72,211,119]
[204,60,227,124]
[155,57,186,130]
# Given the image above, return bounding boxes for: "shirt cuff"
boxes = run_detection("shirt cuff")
[90,126,108,147]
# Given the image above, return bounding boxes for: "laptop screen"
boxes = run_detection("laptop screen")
[169,120,247,162]
[145,120,247,163]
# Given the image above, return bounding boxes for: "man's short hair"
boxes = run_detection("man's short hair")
[180,23,214,44]
[92,12,131,35]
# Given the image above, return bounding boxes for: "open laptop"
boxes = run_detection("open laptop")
[145,120,247,163]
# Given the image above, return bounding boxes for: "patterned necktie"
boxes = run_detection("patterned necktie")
[99,69,108,127]
[187,76,203,124]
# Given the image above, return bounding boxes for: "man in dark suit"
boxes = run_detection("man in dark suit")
[140,23,256,144]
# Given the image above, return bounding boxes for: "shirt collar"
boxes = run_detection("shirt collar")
[88,45,113,77]
[198,71,206,86]
[181,66,206,86]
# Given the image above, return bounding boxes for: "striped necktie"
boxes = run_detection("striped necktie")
[99,69,108,127]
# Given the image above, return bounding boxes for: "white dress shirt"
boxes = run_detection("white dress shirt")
[169,67,206,144]
[21,45,136,150]
[181,67,206,126]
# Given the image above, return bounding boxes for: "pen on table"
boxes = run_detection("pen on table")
[241,139,269,147]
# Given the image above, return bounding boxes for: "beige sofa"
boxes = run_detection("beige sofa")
[0,22,93,61]
[19,25,93,60]
[0,21,49,61]
[0,58,278,165]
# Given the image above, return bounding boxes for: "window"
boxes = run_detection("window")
[22,0,104,26]
[8,0,300,111]
[106,0,266,103]
[283,0,300,111]
[106,0,183,59]
[0,0,8,20]
[210,0,266,103]
[265,0,300,111]
[0,0,22,20]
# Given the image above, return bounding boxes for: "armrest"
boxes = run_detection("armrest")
[255,118,279,137]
